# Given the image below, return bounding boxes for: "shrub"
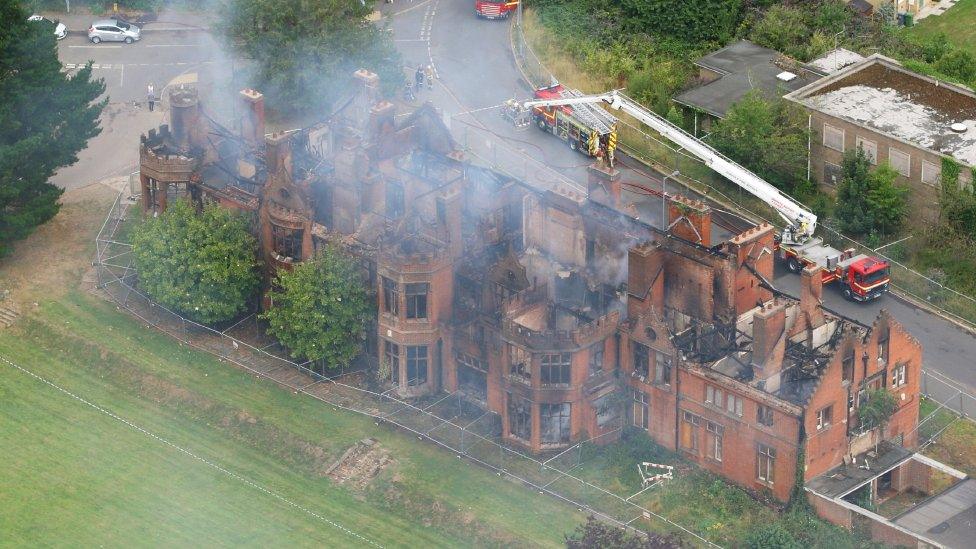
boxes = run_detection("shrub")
[745,523,799,549]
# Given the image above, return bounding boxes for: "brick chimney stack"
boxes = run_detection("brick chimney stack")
[667,194,711,246]
[264,133,292,177]
[240,89,265,149]
[752,300,786,390]
[587,163,621,208]
[438,188,464,257]
[627,242,665,318]
[368,101,396,143]
[800,265,825,328]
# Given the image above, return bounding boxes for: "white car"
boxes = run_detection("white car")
[28,15,68,40]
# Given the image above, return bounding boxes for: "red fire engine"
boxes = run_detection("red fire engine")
[475,1,519,19]
[530,83,618,161]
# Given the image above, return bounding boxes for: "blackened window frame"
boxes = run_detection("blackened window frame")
[633,342,650,378]
[382,277,399,316]
[540,402,571,444]
[384,340,400,385]
[405,282,429,320]
[406,345,428,386]
[541,352,572,387]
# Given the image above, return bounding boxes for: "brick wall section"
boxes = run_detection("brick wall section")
[807,492,853,530]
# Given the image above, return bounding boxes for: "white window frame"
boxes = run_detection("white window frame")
[889,147,911,177]
[921,160,940,186]
[855,136,878,164]
[816,405,833,430]
[823,124,845,152]
[726,393,743,417]
[891,364,907,388]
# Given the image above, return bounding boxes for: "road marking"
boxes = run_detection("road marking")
[391,0,433,16]
[68,45,122,48]
[120,63,124,88]
[145,44,199,47]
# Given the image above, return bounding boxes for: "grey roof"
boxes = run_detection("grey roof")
[805,441,913,498]
[674,40,823,118]
[894,479,976,548]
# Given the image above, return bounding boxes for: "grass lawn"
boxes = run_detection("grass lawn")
[912,0,976,57]
[920,397,976,478]
[0,291,582,547]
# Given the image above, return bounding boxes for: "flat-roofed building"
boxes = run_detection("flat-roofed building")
[785,54,976,221]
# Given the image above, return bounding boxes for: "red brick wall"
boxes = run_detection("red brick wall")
[678,369,801,502]
[808,492,853,529]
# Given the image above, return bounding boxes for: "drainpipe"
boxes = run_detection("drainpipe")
[806,114,813,183]
[674,350,681,453]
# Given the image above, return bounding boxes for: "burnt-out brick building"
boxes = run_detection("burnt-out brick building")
[138,70,924,508]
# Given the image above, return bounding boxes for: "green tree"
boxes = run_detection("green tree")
[834,147,876,235]
[749,5,811,60]
[565,516,683,548]
[835,149,909,238]
[260,245,371,368]
[935,49,976,84]
[865,163,909,238]
[745,522,799,549]
[218,0,403,119]
[0,0,106,256]
[858,388,898,453]
[621,0,742,44]
[710,90,810,194]
[131,199,260,324]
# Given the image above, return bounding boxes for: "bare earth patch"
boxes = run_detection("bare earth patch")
[0,178,125,306]
[325,438,395,489]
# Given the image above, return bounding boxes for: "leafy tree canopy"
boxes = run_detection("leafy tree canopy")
[565,516,684,548]
[621,0,742,44]
[710,90,810,194]
[858,387,898,432]
[217,0,403,118]
[835,148,909,238]
[131,199,260,324]
[0,0,106,256]
[260,245,371,367]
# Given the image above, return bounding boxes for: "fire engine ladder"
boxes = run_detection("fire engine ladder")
[560,88,616,135]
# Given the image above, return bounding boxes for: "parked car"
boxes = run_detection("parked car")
[88,19,141,44]
[27,15,68,40]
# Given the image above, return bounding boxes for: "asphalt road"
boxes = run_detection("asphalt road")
[385,0,976,405]
[51,19,218,190]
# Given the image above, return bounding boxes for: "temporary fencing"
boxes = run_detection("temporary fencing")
[93,190,719,547]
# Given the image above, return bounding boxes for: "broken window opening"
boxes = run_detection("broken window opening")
[842,349,855,383]
[508,394,531,441]
[757,404,774,427]
[653,351,672,386]
[406,283,429,319]
[541,353,572,387]
[382,277,399,316]
[457,352,488,402]
[891,362,907,388]
[541,402,571,444]
[384,340,400,386]
[633,342,650,379]
[406,345,428,386]
[385,181,405,219]
[509,344,530,385]
[271,225,303,260]
[588,342,604,377]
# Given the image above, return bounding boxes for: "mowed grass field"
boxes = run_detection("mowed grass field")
[0,292,582,546]
[912,0,976,56]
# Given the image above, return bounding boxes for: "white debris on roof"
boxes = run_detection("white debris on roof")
[808,49,866,74]
[806,85,976,165]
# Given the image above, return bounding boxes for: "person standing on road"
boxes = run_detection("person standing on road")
[147,83,155,112]
[425,65,434,90]
[415,66,424,93]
